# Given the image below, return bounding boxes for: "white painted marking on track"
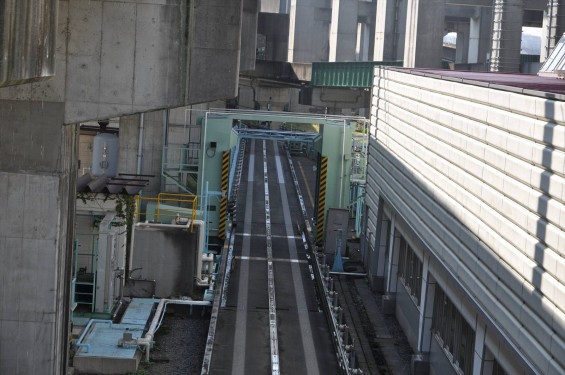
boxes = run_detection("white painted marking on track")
[237,232,301,239]
[275,155,285,184]
[235,255,307,264]
[248,154,255,182]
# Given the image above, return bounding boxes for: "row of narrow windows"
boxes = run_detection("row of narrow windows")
[397,236,422,305]
[395,232,507,375]
[432,286,475,375]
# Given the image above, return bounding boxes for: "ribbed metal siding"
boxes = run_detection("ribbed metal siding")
[311,61,402,88]
[368,67,565,375]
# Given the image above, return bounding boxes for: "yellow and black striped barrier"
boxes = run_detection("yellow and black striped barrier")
[218,151,230,239]
[316,156,328,245]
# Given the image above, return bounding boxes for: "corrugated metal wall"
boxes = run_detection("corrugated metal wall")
[368,66,565,374]
[311,61,402,88]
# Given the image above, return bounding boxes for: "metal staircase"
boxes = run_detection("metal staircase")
[162,141,200,194]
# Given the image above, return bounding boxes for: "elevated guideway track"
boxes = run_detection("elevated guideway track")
[205,139,340,374]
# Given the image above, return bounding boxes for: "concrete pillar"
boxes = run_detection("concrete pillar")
[456,22,470,63]
[540,1,565,62]
[369,197,388,291]
[374,0,407,61]
[289,0,330,62]
[417,256,436,352]
[241,0,259,72]
[385,215,399,293]
[469,7,493,66]
[472,321,488,375]
[490,0,523,72]
[0,101,77,375]
[356,22,371,61]
[329,0,359,61]
[404,0,446,68]
[0,0,58,87]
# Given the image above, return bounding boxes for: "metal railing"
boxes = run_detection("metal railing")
[134,192,198,230]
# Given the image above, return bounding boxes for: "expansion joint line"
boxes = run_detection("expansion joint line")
[263,140,280,375]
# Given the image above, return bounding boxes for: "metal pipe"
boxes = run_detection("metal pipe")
[137,113,145,174]
[75,319,120,353]
[329,271,367,277]
[161,110,169,191]
[340,120,346,206]
[200,112,209,211]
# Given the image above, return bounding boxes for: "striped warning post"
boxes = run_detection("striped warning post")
[218,151,230,239]
[316,156,328,245]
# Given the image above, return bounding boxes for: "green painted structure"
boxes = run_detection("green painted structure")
[197,110,365,242]
[311,61,402,88]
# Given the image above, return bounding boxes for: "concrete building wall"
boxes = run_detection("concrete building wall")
[367,66,565,374]
[0,0,242,124]
[131,229,197,298]
[0,1,246,373]
[0,0,58,87]
[0,101,77,375]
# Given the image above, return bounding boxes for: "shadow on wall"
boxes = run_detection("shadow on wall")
[364,114,563,374]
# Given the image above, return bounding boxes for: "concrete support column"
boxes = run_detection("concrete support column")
[404,0,446,68]
[374,0,407,61]
[369,197,383,290]
[490,0,523,72]
[417,256,436,353]
[0,101,77,375]
[356,22,371,61]
[241,0,259,72]
[329,0,359,61]
[541,0,565,62]
[376,218,389,276]
[469,7,493,66]
[472,321,488,375]
[385,216,400,293]
[455,22,470,63]
[289,0,329,62]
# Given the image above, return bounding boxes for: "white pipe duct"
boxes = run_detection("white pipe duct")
[138,298,212,361]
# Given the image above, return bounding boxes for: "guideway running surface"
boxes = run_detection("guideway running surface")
[209,139,339,374]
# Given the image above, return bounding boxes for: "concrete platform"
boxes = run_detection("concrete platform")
[73,298,158,374]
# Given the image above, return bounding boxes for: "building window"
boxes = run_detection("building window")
[432,286,475,375]
[491,358,508,375]
[397,236,423,305]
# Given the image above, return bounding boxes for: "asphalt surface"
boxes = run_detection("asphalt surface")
[209,139,339,374]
